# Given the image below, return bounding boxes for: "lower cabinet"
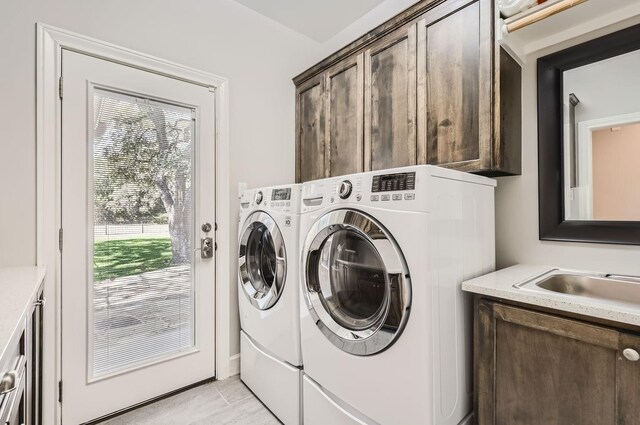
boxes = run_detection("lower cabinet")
[27,290,44,425]
[475,300,640,425]
[0,358,26,425]
[0,287,44,425]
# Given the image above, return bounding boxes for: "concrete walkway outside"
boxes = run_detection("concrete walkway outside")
[93,264,193,375]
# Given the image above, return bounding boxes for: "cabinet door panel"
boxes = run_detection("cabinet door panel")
[617,333,640,424]
[326,54,363,176]
[495,319,616,424]
[296,75,326,182]
[476,300,640,425]
[364,24,417,171]
[418,0,492,170]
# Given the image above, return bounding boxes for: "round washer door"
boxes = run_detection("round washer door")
[302,209,411,356]
[239,211,287,310]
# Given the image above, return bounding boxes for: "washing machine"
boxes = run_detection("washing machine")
[238,184,302,424]
[299,165,496,425]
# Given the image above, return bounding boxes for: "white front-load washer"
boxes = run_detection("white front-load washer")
[299,165,496,425]
[238,184,302,425]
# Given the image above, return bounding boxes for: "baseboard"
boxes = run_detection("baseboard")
[229,353,240,376]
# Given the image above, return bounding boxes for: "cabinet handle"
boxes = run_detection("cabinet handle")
[0,355,26,397]
[1,368,25,423]
[34,296,46,308]
[623,348,640,362]
[0,370,18,395]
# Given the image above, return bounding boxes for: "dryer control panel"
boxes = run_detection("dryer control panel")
[301,165,495,215]
[372,172,416,192]
[301,166,434,214]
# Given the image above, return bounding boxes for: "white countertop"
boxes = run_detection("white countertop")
[0,266,46,366]
[462,264,640,327]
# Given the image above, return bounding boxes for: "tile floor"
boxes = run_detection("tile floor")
[99,376,280,425]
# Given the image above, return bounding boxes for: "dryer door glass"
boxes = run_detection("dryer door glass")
[239,212,286,310]
[316,229,387,331]
[304,209,411,355]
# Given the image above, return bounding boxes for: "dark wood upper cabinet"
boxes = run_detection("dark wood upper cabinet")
[418,0,485,169]
[364,24,417,171]
[293,0,522,182]
[476,299,640,425]
[325,53,364,176]
[295,74,326,183]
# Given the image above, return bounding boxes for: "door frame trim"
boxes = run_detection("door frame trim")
[36,23,232,425]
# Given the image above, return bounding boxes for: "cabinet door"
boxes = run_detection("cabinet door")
[476,300,640,425]
[28,291,43,425]
[364,24,417,171]
[325,53,364,177]
[417,0,492,171]
[296,74,327,182]
[618,332,640,424]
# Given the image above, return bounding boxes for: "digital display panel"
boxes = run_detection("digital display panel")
[372,172,416,192]
[272,188,292,201]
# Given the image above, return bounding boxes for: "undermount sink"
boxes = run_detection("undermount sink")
[518,271,640,308]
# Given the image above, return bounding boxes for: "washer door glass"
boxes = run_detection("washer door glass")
[304,209,411,356]
[317,229,387,331]
[239,212,286,310]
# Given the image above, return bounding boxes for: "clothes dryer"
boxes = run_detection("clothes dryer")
[299,166,496,425]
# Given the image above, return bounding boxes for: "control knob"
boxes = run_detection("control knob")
[255,191,263,205]
[337,180,353,199]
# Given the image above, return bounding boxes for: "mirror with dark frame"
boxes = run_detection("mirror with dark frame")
[538,23,640,245]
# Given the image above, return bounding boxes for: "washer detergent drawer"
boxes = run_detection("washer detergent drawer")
[303,375,377,425]
[240,331,301,425]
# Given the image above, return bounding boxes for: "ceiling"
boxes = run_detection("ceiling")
[232,0,386,42]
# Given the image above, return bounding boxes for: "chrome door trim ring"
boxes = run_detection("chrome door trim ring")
[238,211,287,310]
[302,209,411,356]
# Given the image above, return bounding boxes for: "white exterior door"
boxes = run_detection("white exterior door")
[61,50,216,424]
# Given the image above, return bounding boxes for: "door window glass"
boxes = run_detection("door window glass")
[91,89,195,377]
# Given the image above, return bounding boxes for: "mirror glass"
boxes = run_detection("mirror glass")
[562,49,640,221]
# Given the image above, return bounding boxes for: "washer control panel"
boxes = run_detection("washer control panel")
[337,180,353,199]
[271,188,291,201]
[242,186,301,214]
[372,172,416,192]
[254,191,264,205]
[267,187,295,209]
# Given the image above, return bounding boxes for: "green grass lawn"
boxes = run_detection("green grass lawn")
[94,237,173,281]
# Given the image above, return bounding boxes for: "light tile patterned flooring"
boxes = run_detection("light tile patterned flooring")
[99,376,280,425]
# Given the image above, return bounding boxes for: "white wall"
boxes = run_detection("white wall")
[1,1,322,422]
[0,0,427,360]
[5,0,640,419]
[496,21,640,275]
[294,0,419,72]
[1,0,320,266]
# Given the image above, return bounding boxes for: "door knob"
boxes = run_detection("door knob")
[623,348,640,361]
[200,237,214,259]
